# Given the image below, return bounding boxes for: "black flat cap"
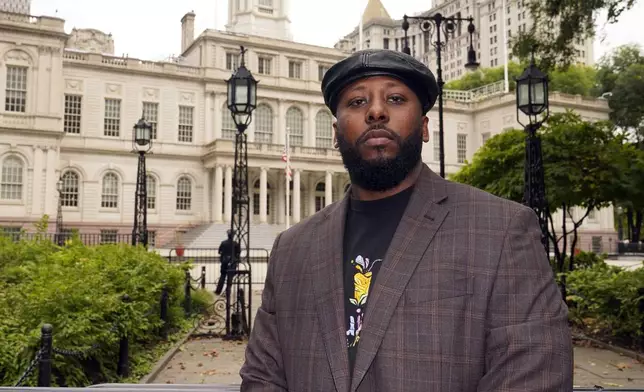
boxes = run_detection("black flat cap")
[321,49,439,116]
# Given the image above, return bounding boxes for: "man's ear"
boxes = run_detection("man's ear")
[333,121,339,148]
[421,116,429,143]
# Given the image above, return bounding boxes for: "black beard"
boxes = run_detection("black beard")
[336,126,423,192]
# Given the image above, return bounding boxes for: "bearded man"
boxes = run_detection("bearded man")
[240,49,572,392]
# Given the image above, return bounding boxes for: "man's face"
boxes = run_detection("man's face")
[333,75,429,192]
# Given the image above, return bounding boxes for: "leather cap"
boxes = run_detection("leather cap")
[321,49,439,116]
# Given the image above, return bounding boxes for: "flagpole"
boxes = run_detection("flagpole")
[285,127,290,230]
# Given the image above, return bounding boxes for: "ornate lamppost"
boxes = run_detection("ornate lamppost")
[224,45,258,339]
[402,13,479,178]
[55,176,64,246]
[131,116,153,248]
[516,50,550,254]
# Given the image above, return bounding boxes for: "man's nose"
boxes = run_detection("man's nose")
[366,98,389,123]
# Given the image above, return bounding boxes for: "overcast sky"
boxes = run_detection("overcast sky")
[30,0,644,63]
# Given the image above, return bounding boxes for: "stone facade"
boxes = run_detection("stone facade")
[0,7,617,253]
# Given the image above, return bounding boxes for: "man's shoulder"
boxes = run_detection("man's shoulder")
[444,179,529,220]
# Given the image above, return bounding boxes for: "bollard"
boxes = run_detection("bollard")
[200,266,206,289]
[184,270,192,316]
[160,286,169,340]
[38,324,53,387]
[117,294,130,377]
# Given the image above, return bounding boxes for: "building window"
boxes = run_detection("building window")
[383,38,389,49]
[176,176,192,211]
[289,61,302,79]
[64,95,82,134]
[1,156,23,200]
[457,134,467,163]
[104,98,121,137]
[61,171,79,207]
[226,52,240,70]
[178,106,194,142]
[318,64,330,82]
[147,230,157,247]
[315,110,333,148]
[254,104,273,143]
[100,229,118,244]
[286,107,304,146]
[101,173,119,208]
[5,66,27,113]
[146,175,156,210]
[433,131,440,162]
[481,132,491,145]
[221,104,236,140]
[592,236,603,253]
[142,102,158,139]
[258,0,273,13]
[258,56,272,75]
[315,182,326,212]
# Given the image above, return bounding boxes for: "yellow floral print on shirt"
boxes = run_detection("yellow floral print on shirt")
[347,255,382,348]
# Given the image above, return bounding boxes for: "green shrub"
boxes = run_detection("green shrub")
[0,232,198,387]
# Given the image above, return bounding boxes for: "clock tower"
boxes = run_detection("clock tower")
[226,0,292,41]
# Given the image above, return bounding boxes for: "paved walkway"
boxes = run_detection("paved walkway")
[151,288,644,388]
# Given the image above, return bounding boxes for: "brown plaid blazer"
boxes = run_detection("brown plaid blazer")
[240,164,572,392]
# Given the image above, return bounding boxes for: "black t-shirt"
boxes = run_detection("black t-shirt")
[343,186,413,374]
[218,239,241,262]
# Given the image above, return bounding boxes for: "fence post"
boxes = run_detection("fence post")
[117,294,130,378]
[38,324,53,387]
[200,266,206,289]
[160,286,169,340]
[184,270,192,316]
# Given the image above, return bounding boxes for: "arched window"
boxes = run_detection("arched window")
[254,104,273,144]
[286,107,304,146]
[146,175,156,210]
[252,179,272,217]
[1,156,23,200]
[176,176,192,211]
[315,110,333,148]
[221,104,236,140]
[315,182,326,212]
[61,171,79,207]
[101,173,119,208]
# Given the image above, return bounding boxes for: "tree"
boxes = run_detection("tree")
[512,0,638,70]
[617,145,644,242]
[450,112,630,295]
[445,61,597,97]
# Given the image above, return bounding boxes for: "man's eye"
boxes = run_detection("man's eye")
[389,96,405,103]
[349,98,366,106]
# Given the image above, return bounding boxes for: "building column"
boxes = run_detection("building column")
[31,146,44,217]
[44,147,58,216]
[308,174,316,216]
[293,169,301,223]
[277,174,285,225]
[259,167,268,223]
[224,166,233,222]
[325,171,333,207]
[213,165,223,222]
[203,168,212,222]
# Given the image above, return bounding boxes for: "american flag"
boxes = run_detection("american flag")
[283,136,291,181]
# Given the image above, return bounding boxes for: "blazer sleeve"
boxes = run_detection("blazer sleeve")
[477,207,573,392]
[240,232,288,392]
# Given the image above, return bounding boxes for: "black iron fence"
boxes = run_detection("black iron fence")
[1,232,133,246]
[618,241,644,255]
[13,284,184,388]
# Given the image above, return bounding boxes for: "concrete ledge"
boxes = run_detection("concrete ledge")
[574,332,644,363]
[139,324,200,384]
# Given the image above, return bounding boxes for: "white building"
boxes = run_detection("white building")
[336,0,594,82]
[0,0,616,254]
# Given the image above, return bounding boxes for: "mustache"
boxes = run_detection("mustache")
[355,125,401,145]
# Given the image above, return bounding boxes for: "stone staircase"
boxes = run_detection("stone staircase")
[182,222,286,251]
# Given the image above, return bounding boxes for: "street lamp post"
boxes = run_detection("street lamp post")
[131,116,153,248]
[402,13,479,178]
[225,45,258,339]
[516,50,550,254]
[55,177,64,246]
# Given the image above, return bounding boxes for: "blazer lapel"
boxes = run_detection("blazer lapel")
[312,193,351,392]
[350,165,449,392]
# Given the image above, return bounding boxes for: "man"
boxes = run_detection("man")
[240,49,572,392]
[215,229,241,296]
